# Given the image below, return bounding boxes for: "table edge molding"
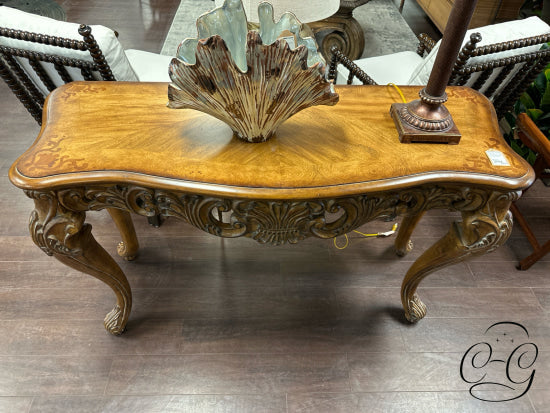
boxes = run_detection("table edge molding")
[10,166,535,199]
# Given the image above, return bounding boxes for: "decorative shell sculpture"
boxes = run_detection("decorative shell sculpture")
[167,0,339,143]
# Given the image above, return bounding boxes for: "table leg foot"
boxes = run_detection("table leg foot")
[395,212,425,257]
[108,208,139,261]
[29,192,132,335]
[104,305,126,335]
[401,193,514,322]
[396,240,414,257]
[404,293,427,322]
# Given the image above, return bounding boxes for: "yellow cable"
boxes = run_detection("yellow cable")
[353,229,380,237]
[334,84,403,251]
[387,83,407,103]
[333,234,349,250]
[333,223,398,250]
[334,85,404,251]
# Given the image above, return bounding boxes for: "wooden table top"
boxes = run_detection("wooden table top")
[10,82,534,199]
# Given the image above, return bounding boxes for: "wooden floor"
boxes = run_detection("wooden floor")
[1,1,549,412]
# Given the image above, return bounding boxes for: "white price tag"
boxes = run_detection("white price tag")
[485,149,510,166]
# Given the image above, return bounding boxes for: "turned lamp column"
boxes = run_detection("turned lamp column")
[390,0,479,144]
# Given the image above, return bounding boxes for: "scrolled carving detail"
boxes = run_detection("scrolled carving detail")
[460,192,517,254]
[49,184,518,246]
[23,184,520,333]
[25,190,132,336]
[104,305,125,335]
[157,192,245,238]
[59,186,158,216]
[26,190,88,257]
[231,200,325,245]
[405,294,427,322]
[398,185,492,213]
[400,189,518,324]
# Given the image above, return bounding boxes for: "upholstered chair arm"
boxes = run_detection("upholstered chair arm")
[124,49,172,82]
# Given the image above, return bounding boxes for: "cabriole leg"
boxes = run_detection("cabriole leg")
[395,211,425,257]
[28,192,132,335]
[107,208,139,261]
[401,192,514,322]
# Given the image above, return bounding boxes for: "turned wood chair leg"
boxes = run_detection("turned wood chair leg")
[510,114,550,270]
[518,240,550,270]
[510,203,550,270]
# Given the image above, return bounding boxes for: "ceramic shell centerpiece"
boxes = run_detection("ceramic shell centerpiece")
[167,0,339,143]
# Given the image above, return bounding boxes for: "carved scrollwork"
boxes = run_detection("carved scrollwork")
[466,211,513,253]
[459,192,517,254]
[23,183,520,332]
[104,305,124,335]
[26,189,132,336]
[405,294,427,322]
[398,185,493,213]
[26,190,88,257]
[401,189,519,323]
[231,200,325,245]
[51,184,518,247]
[58,186,158,216]
[156,192,240,237]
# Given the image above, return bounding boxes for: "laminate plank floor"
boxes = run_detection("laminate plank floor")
[0,1,548,412]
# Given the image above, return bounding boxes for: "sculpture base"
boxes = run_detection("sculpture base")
[390,103,461,144]
[310,13,365,61]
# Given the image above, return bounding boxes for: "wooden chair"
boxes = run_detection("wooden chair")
[328,16,550,118]
[510,113,550,270]
[0,6,171,227]
[0,6,172,125]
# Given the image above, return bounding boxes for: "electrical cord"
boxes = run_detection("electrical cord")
[333,83,406,250]
[333,223,399,249]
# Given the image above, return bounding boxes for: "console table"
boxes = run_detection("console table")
[9,82,534,335]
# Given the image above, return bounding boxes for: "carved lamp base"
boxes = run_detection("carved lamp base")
[390,89,461,144]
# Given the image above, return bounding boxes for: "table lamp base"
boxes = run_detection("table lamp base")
[390,102,461,144]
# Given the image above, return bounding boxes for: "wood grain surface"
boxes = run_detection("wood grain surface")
[9,82,534,198]
[2,1,549,409]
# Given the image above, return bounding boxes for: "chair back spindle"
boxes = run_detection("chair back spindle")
[0,56,43,123]
[0,24,115,125]
[328,27,550,119]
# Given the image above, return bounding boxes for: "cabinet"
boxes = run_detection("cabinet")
[416,0,525,32]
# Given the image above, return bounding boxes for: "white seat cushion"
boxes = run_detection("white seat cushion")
[125,49,173,82]
[335,51,424,85]
[408,16,550,85]
[0,5,138,89]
